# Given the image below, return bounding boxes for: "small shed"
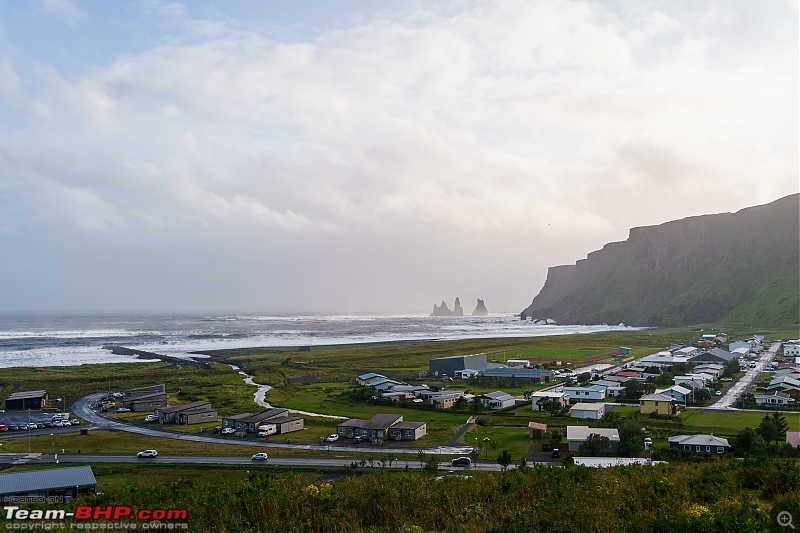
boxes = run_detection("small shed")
[528,421,547,439]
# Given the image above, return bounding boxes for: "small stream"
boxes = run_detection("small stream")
[229,365,345,419]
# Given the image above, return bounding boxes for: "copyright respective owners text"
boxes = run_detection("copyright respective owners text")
[4,505,189,530]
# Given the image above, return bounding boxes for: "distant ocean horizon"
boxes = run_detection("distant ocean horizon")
[0,313,637,369]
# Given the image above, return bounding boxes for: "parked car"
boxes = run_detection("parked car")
[0,425,8,432]
[7,425,19,431]
[36,423,45,429]
[70,419,80,425]
[644,438,653,449]
[144,415,158,423]
[451,457,471,467]
[352,435,364,445]
[116,407,131,413]
[715,390,722,396]
[326,434,339,442]
[221,427,236,435]
[212,426,223,434]
[721,377,732,382]
[137,449,158,458]
[551,449,561,458]
[27,423,38,430]
[251,452,269,461]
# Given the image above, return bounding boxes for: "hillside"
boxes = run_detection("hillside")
[522,194,800,327]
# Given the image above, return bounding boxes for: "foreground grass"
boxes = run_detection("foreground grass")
[4,458,798,532]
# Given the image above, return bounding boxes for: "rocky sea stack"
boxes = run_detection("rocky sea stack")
[472,299,489,316]
[431,297,467,317]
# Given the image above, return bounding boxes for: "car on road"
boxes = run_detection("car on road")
[137,449,158,458]
[221,427,236,435]
[116,407,131,413]
[451,457,471,467]
[551,449,561,458]
[326,434,339,442]
[212,426,223,434]
[715,390,722,396]
[251,452,269,461]
[143,415,158,423]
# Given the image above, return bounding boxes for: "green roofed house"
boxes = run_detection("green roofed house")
[0,466,96,502]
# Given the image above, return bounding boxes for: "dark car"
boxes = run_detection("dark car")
[8,425,19,431]
[451,457,471,467]
[551,449,561,458]
[212,426,223,434]
[352,436,364,445]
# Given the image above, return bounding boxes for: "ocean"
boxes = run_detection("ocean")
[0,313,635,369]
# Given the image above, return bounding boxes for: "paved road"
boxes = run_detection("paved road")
[72,394,474,456]
[710,341,779,410]
[0,452,511,471]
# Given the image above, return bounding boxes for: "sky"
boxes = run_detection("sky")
[0,0,797,315]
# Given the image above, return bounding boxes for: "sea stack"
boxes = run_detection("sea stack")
[452,297,464,316]
[472,299,489,316]
[431,300,452,316]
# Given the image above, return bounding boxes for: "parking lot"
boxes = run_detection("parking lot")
[0,411,78,433]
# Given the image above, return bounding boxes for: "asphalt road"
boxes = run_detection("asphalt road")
[710,341,780,410]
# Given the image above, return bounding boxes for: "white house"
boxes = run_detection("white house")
[479,391,516,410]
[454,369,481,379]
[655,385,692,403]
[570,402,611,420]
[563,385,607,401]
[784,344,800,357]
[531,391,569,411]
[754,392,795,407]
[674,375,710,389]
[566,425,620,452]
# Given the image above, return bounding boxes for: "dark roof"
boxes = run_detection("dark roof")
[361,414,403,430]
[481,368,551,379]
[0,466,96,496]
[6,390,47,401]
[178,407,217,415]
[127,392,166,401]
[156,401,211,414]
[237,409,289,424]
[337,419,367,428]
[264,416,302,424]
[223,413,254,421]
[392,421,425,430]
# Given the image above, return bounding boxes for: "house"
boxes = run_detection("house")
[531,391,569,411]
[570,402,612,420]
[416,389,464,409]
[528,421,547,439]
[480,367,553,382]
[674,347,698,357]
[175,406,218,425]
[689,348,735,365]
[387,421,427,441]
[674,375,710,389]
[479,391,516,410]
[693,364,724,377]
[566,426,620,452]
[639,393,677,415]
[223,409,289,433]
[4,390,48,410]
[615,370,643,381]
[640,353,691,366]
[506,359,531,367]
[368,378,404,391]
[336,414,425,442]
[783,344,800,357]
[729,341,750,353]
[0,466,97,502]
[668,434,730,454]
[429,353,488,377]
[356,373,387,386]
[563,385,607,401]
[767,376,800,401]
[619,347,633,355]
[655,385,692,403]
[155,401,214,424]
[263,416,304,434]
[754,392,796,407]
[591,380,626,397]
[787,431,800,448]
[122,391,167,412]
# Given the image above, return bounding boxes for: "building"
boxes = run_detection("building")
[531,391,569,412]
[429,353,488,377]
[336,414,426,442]
[454,369,482,379]
[122,386,168,411]
[528,422,547,439]
[506,359,531,367]
[566,426,620,452]
[124,384,166,397]
[570,402,611,420]
[640,352,691,366]
[563,385,607,401]
[356,373,387,386]
[591,380,626,397]
[263,416,304,434]
[155,401,214,424]
[0,466,96,502]
[639,393,677,415]
[655,385,692,403]
[674,375,710,389]
[689,348,735,365]
[480,367,553,382]
[787,431,800,448]
[221,408,303,434]
[783,344,800,357]
[4,390,48,410]
[478,391,516,410]
[573,458,663,468]
[668,434,730,454]
[754,392,796,407]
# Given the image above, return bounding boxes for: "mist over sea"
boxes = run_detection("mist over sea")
[0,313,636,369]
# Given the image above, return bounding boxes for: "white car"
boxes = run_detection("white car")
[143,415,158,423]
[251,452,268,460]
[221,427,236,435]
[137,449,158,458]
[326,434,339,442]
[116,407,131,413]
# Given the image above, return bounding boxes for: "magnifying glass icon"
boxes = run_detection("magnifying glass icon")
[778,511,795,529]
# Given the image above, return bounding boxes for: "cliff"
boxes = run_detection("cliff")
[522,194,800,327]
[472,299,489,316]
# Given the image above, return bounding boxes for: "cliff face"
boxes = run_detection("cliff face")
[522,194,800,327]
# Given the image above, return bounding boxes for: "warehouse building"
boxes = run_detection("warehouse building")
[0,466,96,502]
[429,353,488,377]
[4,390,48,410]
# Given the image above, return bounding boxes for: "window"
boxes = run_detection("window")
[717,447,724,454]
[706,446,710,452]
[684,445,690,450]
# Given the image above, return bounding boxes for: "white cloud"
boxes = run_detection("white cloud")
[40,0,86,25]
[159,3,187,17]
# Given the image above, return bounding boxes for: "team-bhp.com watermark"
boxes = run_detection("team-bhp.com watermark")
[4,506,188,530]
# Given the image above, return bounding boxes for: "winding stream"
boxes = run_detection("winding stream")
[229,365,346,420]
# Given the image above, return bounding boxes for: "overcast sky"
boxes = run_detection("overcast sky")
[0,0,797,315]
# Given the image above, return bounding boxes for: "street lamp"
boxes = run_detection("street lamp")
[483,438,490,461]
